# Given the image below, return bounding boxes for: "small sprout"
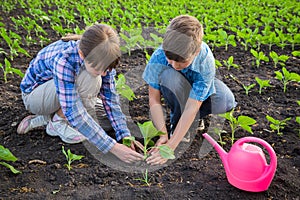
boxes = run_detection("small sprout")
[62,146,84,171]
[223,56,239,70]
[123,121,175,186]
[219,109,256,145]
[242,83,256,95]
[115,73,136,101]
[269,51,289,68]
[275,67,300,93]
[250,49,269,68]
[266,115,291,136]
[255,77,272,94]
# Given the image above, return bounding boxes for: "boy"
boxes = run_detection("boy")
[142,15,236,165]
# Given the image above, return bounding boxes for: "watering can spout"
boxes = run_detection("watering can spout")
[202,133,228,165]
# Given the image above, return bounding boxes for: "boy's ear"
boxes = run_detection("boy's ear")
[78,50,85,59]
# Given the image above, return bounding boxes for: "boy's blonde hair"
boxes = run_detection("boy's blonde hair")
[163,15,203,62]
[62,24,121,71]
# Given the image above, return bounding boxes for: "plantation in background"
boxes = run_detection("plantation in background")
[0,0,299,199]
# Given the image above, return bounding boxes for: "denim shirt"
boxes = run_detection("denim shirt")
[143,42,216,101]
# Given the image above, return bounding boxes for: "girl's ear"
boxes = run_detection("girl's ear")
[78,49,85,59]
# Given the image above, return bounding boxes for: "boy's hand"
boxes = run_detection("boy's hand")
[110,143,144,163]
[146,148,168,165]
[148,135,168,154]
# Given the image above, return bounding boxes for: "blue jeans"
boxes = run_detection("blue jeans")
[159,68,236,131]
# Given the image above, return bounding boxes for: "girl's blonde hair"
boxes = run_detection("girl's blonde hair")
[62,24,121,71]
[163,15,203,62]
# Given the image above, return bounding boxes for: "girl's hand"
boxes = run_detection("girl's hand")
[110,143,144,163]
[148,135,168,154]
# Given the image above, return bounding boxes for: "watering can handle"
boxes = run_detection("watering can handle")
[235,137,277,167]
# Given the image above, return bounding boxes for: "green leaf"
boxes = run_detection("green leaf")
[240,125,253,134]
[70,153,84,161]
[292,51,300,57]
[238,116,256,126]
[11,68,24,78]
[275,71,283,80]
[122,136,135,147]
[290,72,300,82]
[115,74,136,101]
[137,121,166,140]
[158,145,175,159]
[266,115,278,124]
[0,161,21,174]
[296,116,300,124]
[0,145,18,162]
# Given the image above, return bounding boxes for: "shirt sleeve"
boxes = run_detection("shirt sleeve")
[189,45,216,101]
[142,48,169,90]
[53,55,116,153]
[100,69,131,141]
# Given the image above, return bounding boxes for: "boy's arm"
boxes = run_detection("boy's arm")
[146,98,202,165]
[167,98,202,150]
[149,86,168,146]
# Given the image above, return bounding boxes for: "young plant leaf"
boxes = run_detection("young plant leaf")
[122,136,135,147]
[0,145,17,162]
[158,145,175,159]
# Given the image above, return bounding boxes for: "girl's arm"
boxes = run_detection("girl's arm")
[100,69,131,141]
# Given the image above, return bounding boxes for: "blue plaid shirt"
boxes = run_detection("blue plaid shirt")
[143,42,216,101]
[20,40,130,153]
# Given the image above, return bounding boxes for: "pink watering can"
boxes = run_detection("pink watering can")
[202,133,277,192]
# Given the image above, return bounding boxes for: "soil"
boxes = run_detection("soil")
[1,7,300,200]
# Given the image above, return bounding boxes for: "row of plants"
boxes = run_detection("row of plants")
[1,0,299,79]
[0,0,299,186]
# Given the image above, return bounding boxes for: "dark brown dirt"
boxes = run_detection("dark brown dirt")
[0,6,300,200]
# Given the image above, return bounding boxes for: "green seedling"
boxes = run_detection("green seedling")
[266,115,291,136]
[213,127,226,147]
[217,29,236,51]
[269,51,289,68]
[250,49,269,68]
[0,145,21,174]
[134,168,151,186]
[275,67,300,93]
[115,74,136,101]
[242,83,256,95]
[223,56,239,70]
[255,77,272,94]
[0,28,30,60]
[123,121,175,160]
[123,121,175,186]
[0,58,24,83]
[62,146,84,171]
[219,109,256,145]
[119,26,144,55]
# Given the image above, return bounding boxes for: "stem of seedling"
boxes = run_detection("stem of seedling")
[242,83,256,95]
[255,77,272,94]
[219,109,256,145]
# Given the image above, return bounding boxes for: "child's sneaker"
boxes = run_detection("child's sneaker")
[46,115,86,144]
[17,115,49,134]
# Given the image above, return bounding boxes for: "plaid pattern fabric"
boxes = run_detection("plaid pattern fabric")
[20,40,130,153]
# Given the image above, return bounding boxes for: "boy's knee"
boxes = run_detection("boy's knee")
[159,68,191,96]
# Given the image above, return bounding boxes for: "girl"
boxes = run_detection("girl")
[17,24,143,163]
